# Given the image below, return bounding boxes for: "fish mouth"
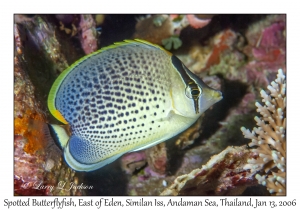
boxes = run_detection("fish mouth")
[211,90,223,102]
[208,89,223,104]
[199,89,222,114]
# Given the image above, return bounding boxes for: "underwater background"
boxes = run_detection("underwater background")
[14,14,286,196]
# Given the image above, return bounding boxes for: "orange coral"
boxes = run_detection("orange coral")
[203,30,236,71]
[14,109,47,154]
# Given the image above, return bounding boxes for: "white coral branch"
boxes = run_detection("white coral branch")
[241,69,286,195]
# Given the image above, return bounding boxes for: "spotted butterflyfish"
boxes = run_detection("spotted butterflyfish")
[47,39,222,171]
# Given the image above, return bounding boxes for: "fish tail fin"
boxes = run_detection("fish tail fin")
[42,123,63,159]
[47,124,70,149]
[64,135,123,171]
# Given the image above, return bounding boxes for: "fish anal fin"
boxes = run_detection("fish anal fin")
[65,135,123,171]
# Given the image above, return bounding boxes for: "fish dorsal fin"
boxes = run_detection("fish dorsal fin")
[113,39,172,55]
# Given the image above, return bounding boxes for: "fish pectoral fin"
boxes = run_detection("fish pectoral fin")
[156,109,175,122]
[64,135,123,171]
[158,109,187,122]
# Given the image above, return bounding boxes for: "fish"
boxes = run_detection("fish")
[47,39,222,171]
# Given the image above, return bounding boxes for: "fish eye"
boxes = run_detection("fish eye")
[191,89,200,96]
[185,83,201,99]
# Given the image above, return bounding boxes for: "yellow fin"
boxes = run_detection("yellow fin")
[48,76,68,124]
[52,110,68,124]
[125,39,173,56]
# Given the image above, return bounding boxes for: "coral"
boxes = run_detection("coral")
[44,156,84,196]
[202,75,222,93]
[241,69,286,195]
[14,23,48,195]
[14,55,48,195]
[179,43,212,72]
[251,21,285,62]
[14,135,46,195]
[145,142,168,175]
[152,15,168,27]
[120,144,168,177]
[186,14,212,29]
[55,15,79,37]
[170,14,213,30]
[133,15,173,45]
[133,14,213,49]
[121,151,147,174]
[175,117,202,149]
[179,15,285,87]
[244,15,286,50]
[14,14,34,24]
[14,19,83,196]
[59,21,78,37]
[242,15,286,87]
[14,26,47,154]
[202,29,239,72]
[178,29,241,74]
[161,36,182,50]
[161,146,258,195]
[207,50,246,79]
[79,14,98,54]
[14,134,82,196]
[23,16,69,75]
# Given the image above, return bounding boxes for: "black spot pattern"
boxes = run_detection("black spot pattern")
[55,43,173,164]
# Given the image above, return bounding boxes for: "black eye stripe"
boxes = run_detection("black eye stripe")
[171,55,200,96]
[171,55,200,113]
[171,55,192,84]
